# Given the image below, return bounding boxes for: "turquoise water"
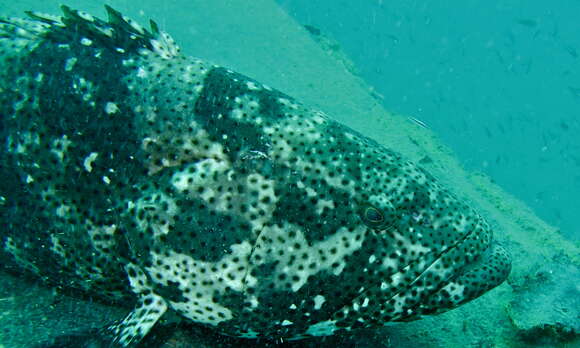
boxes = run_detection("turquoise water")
[277,0,580,242]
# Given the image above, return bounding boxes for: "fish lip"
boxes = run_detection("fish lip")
[368,228,478,293]
[406,239,511,318]
[402,225,480,283]
[324,235,474,324]
[360,226,503,321]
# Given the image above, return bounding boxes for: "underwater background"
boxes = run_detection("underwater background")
[0,0,578,347]
[275,0,580,243]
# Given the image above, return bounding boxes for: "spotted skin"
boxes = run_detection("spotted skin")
[0,6,511,346]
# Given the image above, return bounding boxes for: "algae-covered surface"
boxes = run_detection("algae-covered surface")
[0,0,578,347]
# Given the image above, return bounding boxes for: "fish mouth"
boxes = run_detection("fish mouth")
[418,242,512,314]
[336,227,511,325]
[392,238,512,321]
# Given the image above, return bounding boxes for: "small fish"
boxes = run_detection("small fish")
[563,45,578,59]
[0,6,511,347]
[385,34,399,44]
[304,24,321,36]
[516,18,538,28]
[408,116,429,129]
[568,86,580,98]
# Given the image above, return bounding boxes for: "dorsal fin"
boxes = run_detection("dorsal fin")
[19,5,180,59]
[0,15,50,41]
[23,11,62,25]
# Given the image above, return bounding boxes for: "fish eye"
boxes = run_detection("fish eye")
[360,205,385,228]
[365,206,383,222]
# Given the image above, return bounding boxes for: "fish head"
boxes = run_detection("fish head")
[318,127,512,328]
[230,109,511,336]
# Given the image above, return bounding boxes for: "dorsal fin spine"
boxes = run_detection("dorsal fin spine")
[16,5,181,59]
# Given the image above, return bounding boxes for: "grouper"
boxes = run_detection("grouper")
[0,6,511,347]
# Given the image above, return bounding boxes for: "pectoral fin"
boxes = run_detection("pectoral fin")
[37,293,168,348]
